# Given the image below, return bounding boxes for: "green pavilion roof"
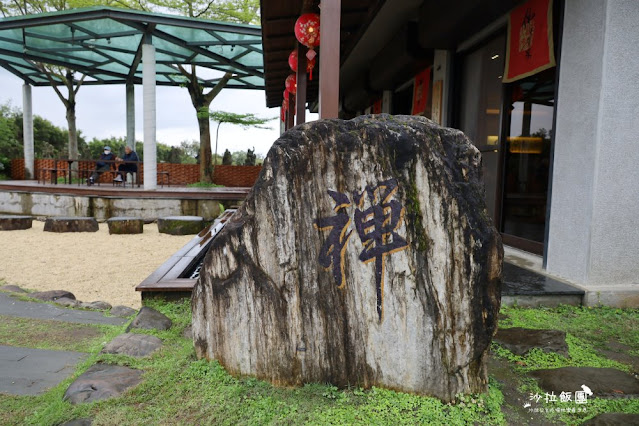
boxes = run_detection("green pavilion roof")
[0,6,264,89]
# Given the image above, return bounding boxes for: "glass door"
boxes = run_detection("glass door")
[457,34,506,223]
[501,69,555,245]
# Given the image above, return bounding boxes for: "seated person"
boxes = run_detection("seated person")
[114,145,139,183]
[88,146,115,185]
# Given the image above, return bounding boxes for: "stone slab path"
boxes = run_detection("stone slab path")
[0,345,87,396]
[0,292,128,396]
[0,292,126,326]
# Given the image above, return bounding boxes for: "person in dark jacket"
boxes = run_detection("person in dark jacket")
[114,145,139,183]
[88,146,115,185]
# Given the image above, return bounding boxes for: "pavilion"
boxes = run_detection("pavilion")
[0,6,264,189]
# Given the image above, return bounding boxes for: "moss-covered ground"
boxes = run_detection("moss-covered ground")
[0,295,637,425]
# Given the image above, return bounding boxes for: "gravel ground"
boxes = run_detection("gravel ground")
[0,220,193,308]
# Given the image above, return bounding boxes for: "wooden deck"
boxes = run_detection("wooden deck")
[0,180,251,200]
[135,209,236,300]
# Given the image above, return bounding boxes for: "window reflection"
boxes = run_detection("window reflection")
[502,69,555,242]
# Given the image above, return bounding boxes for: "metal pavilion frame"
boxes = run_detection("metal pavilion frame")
[0,6,265,189]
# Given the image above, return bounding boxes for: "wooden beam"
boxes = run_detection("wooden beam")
[319,0,340,118]
[296,44,307,125]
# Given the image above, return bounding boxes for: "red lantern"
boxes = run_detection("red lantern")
[295,13,320,48]
[288,50,298,72]
[285,74,297,95]
[295,13,320,79]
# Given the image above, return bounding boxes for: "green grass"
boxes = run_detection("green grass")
[0,299,505,425]
[494,305,639,424]
[0,300,637,425]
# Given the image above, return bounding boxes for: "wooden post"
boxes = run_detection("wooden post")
[319,0,341,119]
[296,45,307,125]
[286,91,295,130]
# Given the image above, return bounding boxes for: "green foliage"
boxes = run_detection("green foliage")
[143,0,260,23]
[203,109,274,129]
[186,181,224,188]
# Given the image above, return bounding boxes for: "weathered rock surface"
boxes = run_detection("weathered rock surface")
[192,115,502,401]
[80,301,112,310]
[530,367,639,398]
[55,297,79,308]
[494,327,569,357]
[110,305,137,318]
[63,364,143,404]
[101,333,162,357]
[31,290,76,302]
[107,217,144,234]
[126,307,172,332]
[0,215,33,230]
[583,413,639,425]
[157,216,205,235]
[44,217,98,233]
[0,285,27,293]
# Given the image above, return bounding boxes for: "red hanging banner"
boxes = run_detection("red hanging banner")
[503,0,555,83]
[411,67,431,116]
[372,99,382,114]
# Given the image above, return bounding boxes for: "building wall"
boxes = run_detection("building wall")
[546,0,639,299]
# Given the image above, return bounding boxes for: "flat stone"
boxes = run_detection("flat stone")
[0,292,126,326]
[101,333,162,357]
[0,215,33,230]
[107,217,144,235]
[44,217,98,233]
[110,305,137,318]
[31,290,76,302]
[583,413,639,425]
[530,367,639,398]
[0,345,87,396]
[82,301,112,310]
[157,216,205,235]
[63,364,143,404]
[0,285,27,293]
[494,327,569,357]
[126,307,172,332]
[60,419,93,426]
[55,297,79,308]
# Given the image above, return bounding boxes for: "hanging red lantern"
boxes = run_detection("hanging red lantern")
[295,13,320,49]
[285,74,297,95]
[288,50,298,72]
[295,13,320,78]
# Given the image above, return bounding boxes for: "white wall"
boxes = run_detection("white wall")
[547,0,639,300]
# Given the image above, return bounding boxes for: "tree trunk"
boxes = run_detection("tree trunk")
[198,115,213,183]
[66,102,78,174]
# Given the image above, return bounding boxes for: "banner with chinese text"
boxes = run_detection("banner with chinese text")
[503,0,555,83]
[411,67,431,116]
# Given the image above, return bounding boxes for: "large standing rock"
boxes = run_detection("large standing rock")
[192,115,502,402]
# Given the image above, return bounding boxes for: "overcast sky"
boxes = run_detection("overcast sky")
[0,67,304,157]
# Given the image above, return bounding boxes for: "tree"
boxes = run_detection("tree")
[0,0,107,169]
[143,0,260,182]
[202,110,272,177]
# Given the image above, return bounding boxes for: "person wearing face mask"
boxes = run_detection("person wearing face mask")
[88,146,115,186]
